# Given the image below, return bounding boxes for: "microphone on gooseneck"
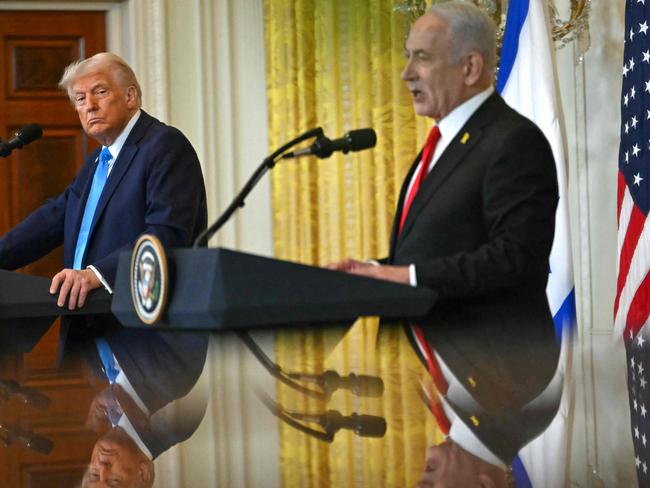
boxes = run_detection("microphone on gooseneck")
[0,124,44,157]
[282,128,377,159]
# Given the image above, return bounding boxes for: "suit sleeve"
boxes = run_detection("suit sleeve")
[414,124,559,297]
[90,129,206,286]
[0,182,78,270]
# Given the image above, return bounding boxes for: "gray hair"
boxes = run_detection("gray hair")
[429,1,497,75]
[58,52,142,105]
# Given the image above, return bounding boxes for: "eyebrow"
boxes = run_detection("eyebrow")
[74,83,108,95]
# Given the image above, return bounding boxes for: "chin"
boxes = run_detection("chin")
[412,102,434,118]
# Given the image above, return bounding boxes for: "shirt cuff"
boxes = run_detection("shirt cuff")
[409,264,417,287]
[87,265,113,294]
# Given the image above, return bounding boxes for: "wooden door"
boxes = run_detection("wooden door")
[0,11,107,488]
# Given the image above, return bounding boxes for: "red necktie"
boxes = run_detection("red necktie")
[412,324,450,434]
[398,126,441,234]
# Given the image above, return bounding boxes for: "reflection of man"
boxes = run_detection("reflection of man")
[83,331,211,487]
[83,426,154,488]
[415,441,506,488]
[0,52,207,309]
[328,1,559,482]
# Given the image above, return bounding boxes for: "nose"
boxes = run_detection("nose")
[82,93,98,112]
[401,57,414,81]
[98,460,111,480]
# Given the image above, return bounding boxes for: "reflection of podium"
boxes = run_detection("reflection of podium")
[0,270,112,353]
[112,248,437,329]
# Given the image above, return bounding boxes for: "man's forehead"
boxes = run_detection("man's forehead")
[406,14,448,49]
[72,71,111,91]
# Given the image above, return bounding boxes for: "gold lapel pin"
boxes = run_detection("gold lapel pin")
[460,132,470,144]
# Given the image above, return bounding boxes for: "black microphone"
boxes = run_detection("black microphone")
[0,124,43,157]
[0,423,54,454]
[289,370,384,398]
[16,428,54,455]
[282,128,376,159]
[294,410,387,438]
[0,380,51,410]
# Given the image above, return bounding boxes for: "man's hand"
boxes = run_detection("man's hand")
[326,259,410,285]
[50,268,101,310]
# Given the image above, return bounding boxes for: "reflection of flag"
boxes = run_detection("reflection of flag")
[617,2,650,484]
[496,0,576,487]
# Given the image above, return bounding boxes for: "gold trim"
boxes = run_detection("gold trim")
[394,0,591,55]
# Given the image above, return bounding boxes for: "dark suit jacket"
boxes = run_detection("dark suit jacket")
[89,329,210,459]
[391,92,558,339]
[391,93,561,462]
[0,110,207,287]
[114,330,209,459]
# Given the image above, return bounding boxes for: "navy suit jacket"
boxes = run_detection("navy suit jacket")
[0,110,207,286]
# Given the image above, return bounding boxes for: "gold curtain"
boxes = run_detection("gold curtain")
[264,1,441,486]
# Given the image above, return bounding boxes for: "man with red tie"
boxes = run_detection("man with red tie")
[329,1,560,484]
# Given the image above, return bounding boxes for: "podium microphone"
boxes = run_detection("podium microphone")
[0,379,51,410]
[0,423,54,454]
[282,128,376,159]
[288,370,384,399]
[256,390,387,442]
[292,410,387,438]
[0,124,43,157]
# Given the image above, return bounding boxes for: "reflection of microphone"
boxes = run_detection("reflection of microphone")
[0,423,54,454]
[0,380,51,410]
[0,124,43,157]
[238,331,384,400]
[288,371,384,399]
[282,128,377,159]
[255,390,386,442]
[292,410,387,438]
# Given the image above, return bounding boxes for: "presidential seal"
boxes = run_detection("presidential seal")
[130,234,168,325]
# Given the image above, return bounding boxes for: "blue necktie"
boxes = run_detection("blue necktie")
[73,147,112,270]
[95,338,120,383]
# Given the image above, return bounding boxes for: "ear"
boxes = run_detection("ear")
[125,85,139,108]
[477,472,498,488]
[138,459,155,486]
[463,52,485,86]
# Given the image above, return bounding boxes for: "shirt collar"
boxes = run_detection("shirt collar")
[436,86,494,145]
[103,109,141,162]
[118,415,153,460]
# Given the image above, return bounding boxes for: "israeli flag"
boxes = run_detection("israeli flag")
[497,0,577,486]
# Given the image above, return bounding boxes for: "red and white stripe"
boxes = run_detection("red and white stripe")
[615,170,650,340]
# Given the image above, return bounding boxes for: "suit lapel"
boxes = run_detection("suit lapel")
[394,93,506,250]
[398,126,485,239]
[389,149,422,258]
[87,112,153,240]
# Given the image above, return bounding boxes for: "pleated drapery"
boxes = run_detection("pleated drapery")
[264,1,442,486]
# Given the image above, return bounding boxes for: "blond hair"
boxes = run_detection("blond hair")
[58,52,142,105]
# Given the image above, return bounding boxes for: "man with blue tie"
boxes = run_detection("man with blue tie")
[0,52,207,308]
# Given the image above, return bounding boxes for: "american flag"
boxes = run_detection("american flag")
[627,327,650,484]
[617,1,650,485]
